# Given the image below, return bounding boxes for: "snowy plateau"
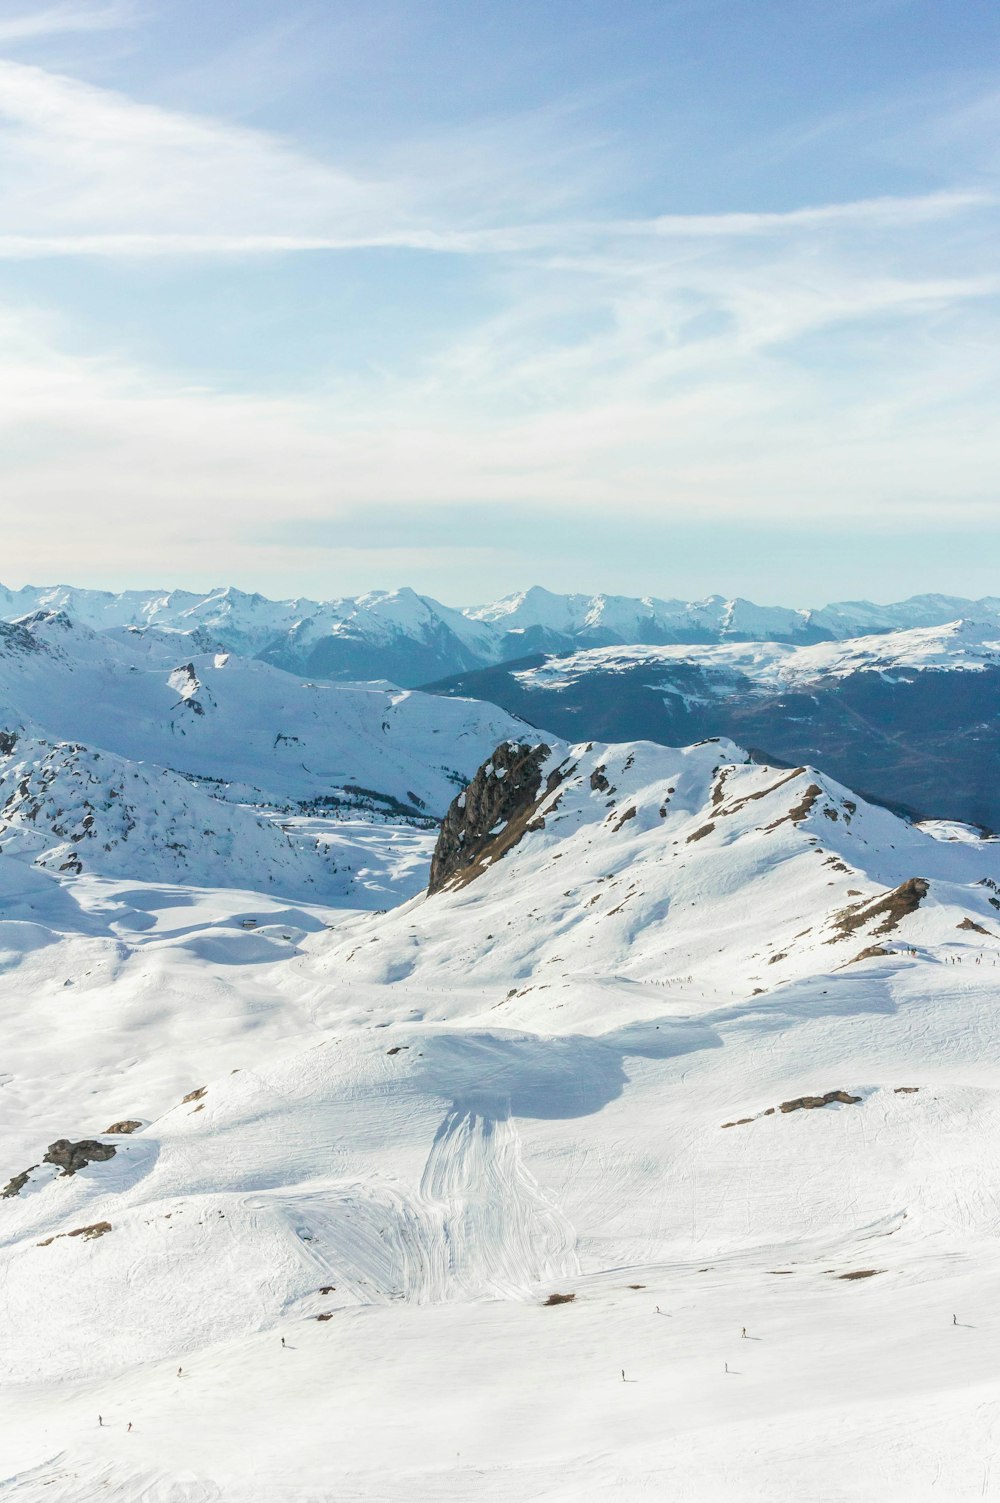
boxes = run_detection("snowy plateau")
[0,597,999,1500]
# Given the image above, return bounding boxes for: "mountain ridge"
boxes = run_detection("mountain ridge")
[421,619,1000,831]
[5,580,1000,686]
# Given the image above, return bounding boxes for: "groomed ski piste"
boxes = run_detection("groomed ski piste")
[3,732,1000,1500]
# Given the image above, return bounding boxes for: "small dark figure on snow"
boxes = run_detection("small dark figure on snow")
[281,1337,286,1348]
[621,1368,626,1382]
[953,1314,958,1326]
[741,1327,747,1338]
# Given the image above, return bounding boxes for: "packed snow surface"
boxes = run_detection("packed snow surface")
[2,732,1000,1499]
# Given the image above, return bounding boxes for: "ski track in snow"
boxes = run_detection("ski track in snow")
[256,1106,578,1307]
[0,1459,223,1502]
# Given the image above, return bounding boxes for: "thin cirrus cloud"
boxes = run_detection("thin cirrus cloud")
[0,40,991,258]
[0,3,997,599]
[0,2,131,44]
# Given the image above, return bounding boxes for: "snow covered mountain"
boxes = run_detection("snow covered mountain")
[424,618,1000,830]
[6,580,1000,685]
[2,730,1000,1499]
[0,611,527,902]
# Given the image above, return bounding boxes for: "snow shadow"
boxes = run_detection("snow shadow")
[408,971,900,1124]
[707,969,900,1036]
[410,1017,721,1122]
[179,932,297,966]
[110,887,200,912]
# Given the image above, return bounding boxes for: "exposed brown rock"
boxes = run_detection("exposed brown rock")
[779,1090,861,1113]
[760,779,823,831]
[428,742,562,895]
[846,944,891,964]
[38,1220,112,1247]
[182,1087,207,1104]
[104,1120,143,1135]
[69,1221,112,1240]
[722,1090,860,1129]
[542,1292,576,1306]
[1,1166,36,1199]
[957,917,992,935]
[42,1139,117,1177]
[715,766,805,818]
[828,878,929,943]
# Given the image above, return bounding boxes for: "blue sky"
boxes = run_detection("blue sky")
[0,0,998,606]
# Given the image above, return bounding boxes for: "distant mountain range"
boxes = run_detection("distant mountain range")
[3,581,1000,686]
[3,582,999,828]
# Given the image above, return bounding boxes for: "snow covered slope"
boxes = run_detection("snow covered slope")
[0,613,527,902]
[7,581,1000,684]
[3,732,1000,1499]
[326,735,1000,1008]
[0,610,525,815]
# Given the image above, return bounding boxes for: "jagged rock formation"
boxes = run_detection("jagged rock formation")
[428,741,557,894]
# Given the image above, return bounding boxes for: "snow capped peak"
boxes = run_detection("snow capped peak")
[7,581,1000,692]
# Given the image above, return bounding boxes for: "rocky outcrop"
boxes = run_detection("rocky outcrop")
[42,1139,117,1177]
[1,1167,36,1199]
[829,878,929,942]
[38,1220,112,1247]
[428,741,559,895]
[779,1090,862,1113]
[3,1137,117,1198]
[722,1088,862,1128]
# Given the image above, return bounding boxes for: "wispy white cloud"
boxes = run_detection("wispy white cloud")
[0,40,998,596]
[0,58,402,247]
[0,2,133,44]
[0,46,991,264]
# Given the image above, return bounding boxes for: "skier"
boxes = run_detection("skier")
[127,1422,132,1433]
[621,1369,626,1382]
[177,1367,182,1377]
[98,1415,103,1427]
[741,1327,747,1339]
[953,1314,958,1326]
[281,1336,286,1348]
